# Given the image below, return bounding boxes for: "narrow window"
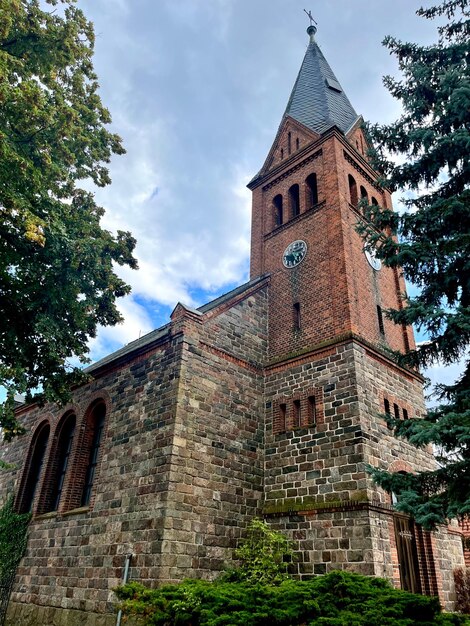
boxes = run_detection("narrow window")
[289,184,300,218]
[384,398,390,415]
[279,403,287,432]
[293,399,301,429]
[348,174,358,205]
[81,403,106,506]
[273,194,283,227]
[288,131,292,155]
[293,302,301,330]
[307,396,316,426]
[280,148,284,160]
[360,186,369,213]
[394,403,401,421]
[403,408,409,420]
[377,305,385,336]
[371,196,379,206]
[17,422,50,513]
[296,137,300,150]
[305,173,318,207]
[48,414,76,512]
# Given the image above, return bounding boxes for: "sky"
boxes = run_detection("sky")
[76,0,461,398]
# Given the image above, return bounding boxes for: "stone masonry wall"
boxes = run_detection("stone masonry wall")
[0,334,183,618]
[158,283,268,581]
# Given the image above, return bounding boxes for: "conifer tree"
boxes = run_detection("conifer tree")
[0,0,137,439]
[361,0,470,528]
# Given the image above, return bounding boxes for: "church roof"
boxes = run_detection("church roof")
[284,25,359,135]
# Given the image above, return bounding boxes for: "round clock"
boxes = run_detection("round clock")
[364,244,382,271]
[282,240,307,268]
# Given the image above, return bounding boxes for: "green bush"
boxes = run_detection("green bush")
[115,570,469,626]
[222,518,293,586]
[0,495,30,582]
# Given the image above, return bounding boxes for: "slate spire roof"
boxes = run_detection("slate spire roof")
[284,25,359,135]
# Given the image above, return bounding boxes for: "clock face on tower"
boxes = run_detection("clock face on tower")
[363,244,382,271]
[282,240,307,268]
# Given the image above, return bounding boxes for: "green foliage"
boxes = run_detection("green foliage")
[0,495,30,581]
[0,0,137,438]
[115,570,469,626]
[358,0,470,528]
[222,518,293,585]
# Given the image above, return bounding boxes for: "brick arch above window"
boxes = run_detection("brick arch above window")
[15,419,51,514]
[70,398,109,510]
[389,460,414,474]
[39,411,77,514]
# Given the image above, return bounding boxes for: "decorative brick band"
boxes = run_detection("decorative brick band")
[264,200,326,241]
[262,150,322,191]
[343,150,383,192]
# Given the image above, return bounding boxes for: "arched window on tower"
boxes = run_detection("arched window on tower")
[305,173,318,208]
[16,421,50,513]
[80,402,107,507]
[348,175,358,205]
[43,412,76,513]
[289,184,300,218]
[273,194,283,227]
[371,196,379,207]
[360,185,369,205]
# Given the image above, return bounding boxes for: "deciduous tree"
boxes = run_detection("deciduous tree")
[0,0,137,439]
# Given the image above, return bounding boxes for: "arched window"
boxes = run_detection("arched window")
[371,196,379,207]
[80,402,106,507]
[348,174,358,205]
[360,185,369,204]
[305,173,318,208]
[16,422,50,513]
[289,184,300,218]
[43,413,76,513]
[296,137,300,151]
[273,194,283,227]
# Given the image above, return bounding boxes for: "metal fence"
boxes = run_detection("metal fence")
[0,571,15,626]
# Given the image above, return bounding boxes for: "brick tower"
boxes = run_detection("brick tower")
[249,25,464,607]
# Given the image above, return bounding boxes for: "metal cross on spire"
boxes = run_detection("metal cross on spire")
[303,9,317,27]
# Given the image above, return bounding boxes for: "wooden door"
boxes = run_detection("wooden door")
[394,515,421,594]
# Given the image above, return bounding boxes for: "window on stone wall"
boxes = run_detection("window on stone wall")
[296,137,300,150]
[305,173,318,208]
[384,398,390,415]
[288,131,292,155]
[16,421,50,513]
[348,174,358,205]
[44,412,76,513]
[273,194,283,227]
[307,395,316,426]
[289,184,300,218]
[293,399,301,429]
[279,403,287,432]
[402,408,409,420]
[80,402,107,507]
[394,403,400,421]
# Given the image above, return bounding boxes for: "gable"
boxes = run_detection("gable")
[259,116,319,177]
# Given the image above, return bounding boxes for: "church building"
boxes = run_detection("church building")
[0,24,465,625]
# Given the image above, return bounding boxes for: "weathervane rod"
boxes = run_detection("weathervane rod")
[303,9,317,27]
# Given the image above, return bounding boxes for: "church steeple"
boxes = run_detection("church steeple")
[284,25,359,135]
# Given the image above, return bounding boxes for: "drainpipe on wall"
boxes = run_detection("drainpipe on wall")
[115,553,132,626]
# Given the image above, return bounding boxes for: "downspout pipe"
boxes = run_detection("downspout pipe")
[116,553,132,626]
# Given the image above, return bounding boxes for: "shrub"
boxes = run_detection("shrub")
[0,495,30,583]
[116,570,469,626]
